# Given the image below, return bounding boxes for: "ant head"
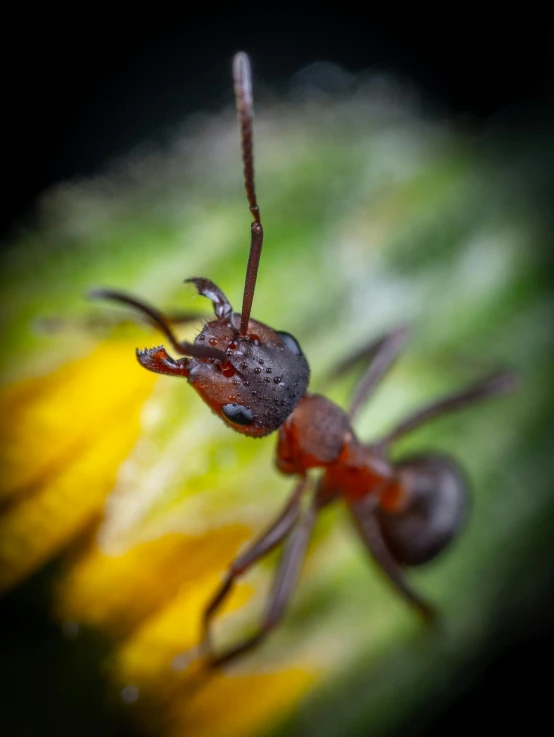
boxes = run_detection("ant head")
[181,53,310,437]
[92,54,311,437]
[183,278,310,437]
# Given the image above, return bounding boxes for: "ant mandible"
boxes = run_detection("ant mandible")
[91,52,514,667]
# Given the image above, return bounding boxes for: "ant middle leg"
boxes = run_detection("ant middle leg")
[208,496,318,667]
[378,370,517,448]
[201,477,309,663]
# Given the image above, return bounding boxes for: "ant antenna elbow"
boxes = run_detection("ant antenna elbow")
[233,51,264,337]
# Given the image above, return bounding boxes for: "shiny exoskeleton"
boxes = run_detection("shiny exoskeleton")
[92,52,514,666]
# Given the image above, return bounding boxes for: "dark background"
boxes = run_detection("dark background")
[1,8,553,736]
[3,10,553,239]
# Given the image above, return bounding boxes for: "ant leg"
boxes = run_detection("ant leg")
[328,327,409,422]
[379,371,517,447]
[349,494,436,621]
[348,327,409,421]
[209,500,317,667]
[201,477,309,658]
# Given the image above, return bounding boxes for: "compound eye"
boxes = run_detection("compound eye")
[222,403,254,426]
[276,331,303,357]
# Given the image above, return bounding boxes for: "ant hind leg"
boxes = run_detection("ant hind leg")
[349,494,436,622]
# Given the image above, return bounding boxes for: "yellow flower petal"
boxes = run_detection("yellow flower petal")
[0,341,156,591]
[165,667,316,737]
[111,571,317,737]
[56,526,251,638]
[56,519,319,737]
[113,569,253,687]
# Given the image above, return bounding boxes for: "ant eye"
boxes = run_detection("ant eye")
[222,403,254,426]
[276,331,303,357]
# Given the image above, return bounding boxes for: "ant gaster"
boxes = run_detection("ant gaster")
[91,53,515,666]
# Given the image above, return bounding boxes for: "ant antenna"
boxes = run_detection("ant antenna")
[233,51,264,338]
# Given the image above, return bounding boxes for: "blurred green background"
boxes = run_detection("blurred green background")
[1,10,553,737]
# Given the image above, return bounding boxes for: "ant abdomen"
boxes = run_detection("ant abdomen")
[376,454,469,566]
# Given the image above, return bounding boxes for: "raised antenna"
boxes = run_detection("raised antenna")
[233,51,264,337]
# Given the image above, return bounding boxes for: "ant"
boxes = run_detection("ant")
[90,52,515,667]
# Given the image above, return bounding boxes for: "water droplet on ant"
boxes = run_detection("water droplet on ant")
[254,367,262,374]
[258,359,264,365]
[209,338,218,347]
[198,335,206,341]
[229,340,238,350]
[265,377,271,383]
[241,362,248,370]
[266,367,272,374]
[274,376,281,384]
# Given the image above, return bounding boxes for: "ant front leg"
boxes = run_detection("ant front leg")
[206,487,317,667]
[329,327,409,422]
[349,493,437,622]
[201,477,309,664]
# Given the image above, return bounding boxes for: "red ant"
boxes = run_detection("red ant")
[90,52,515,667]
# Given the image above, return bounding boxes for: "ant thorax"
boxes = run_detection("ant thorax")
[276,394,393,484]
[189,312,310,437]
[276,394,353,473]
